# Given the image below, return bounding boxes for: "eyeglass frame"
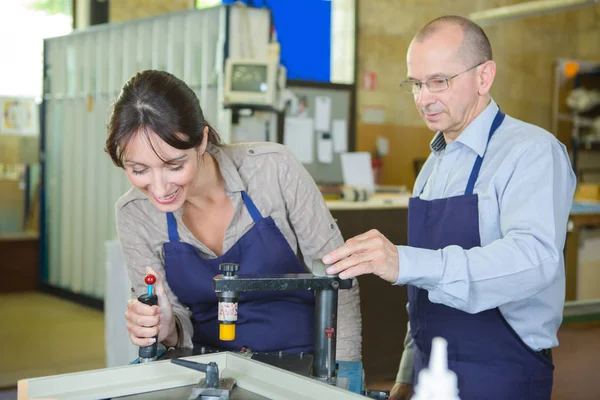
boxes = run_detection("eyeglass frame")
[400,61,486,94]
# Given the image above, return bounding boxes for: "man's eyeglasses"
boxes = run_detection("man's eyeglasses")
[400,61,485,94]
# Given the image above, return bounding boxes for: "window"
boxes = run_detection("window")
[0,0,72,101]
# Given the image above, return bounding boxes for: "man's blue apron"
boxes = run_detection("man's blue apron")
[162,191,314,354]
[407,111,554,399]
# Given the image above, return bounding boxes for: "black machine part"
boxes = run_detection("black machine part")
[171,359,236,400]
[161,347,315,378]
[171,359,220,388]
[364,389,390,400]
[213,269,353,383]
[188,378,236,400]
[213,272,353,292]
[137,293,158,362]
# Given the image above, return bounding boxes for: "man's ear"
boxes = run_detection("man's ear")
[478,60,496,96]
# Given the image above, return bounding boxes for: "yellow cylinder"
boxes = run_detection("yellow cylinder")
[219,323,236,341]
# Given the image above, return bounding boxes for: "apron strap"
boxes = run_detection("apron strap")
[166,212,180,242]
[465,156,484,196]
[465,110,505,195]
[241,191,263,222]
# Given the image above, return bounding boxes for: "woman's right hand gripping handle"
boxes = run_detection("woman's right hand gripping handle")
[125,267,178,348]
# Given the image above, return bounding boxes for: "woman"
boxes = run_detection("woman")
[105,70,362,361]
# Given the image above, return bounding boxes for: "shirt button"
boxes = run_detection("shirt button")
[329,223,334,229]
[249,149,255,154]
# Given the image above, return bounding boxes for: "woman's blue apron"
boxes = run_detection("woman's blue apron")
[163,191,314,353]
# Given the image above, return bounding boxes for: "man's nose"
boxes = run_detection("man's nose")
[415,85,435,108]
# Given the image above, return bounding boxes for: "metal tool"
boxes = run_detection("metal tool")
[170,359,236,400]
[213,262,353,384]
[364,389,390,399]
[138,274,158,363]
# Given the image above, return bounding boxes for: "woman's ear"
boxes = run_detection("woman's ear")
[198,126,209,154]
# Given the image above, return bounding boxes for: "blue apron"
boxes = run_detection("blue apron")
[163,191,315,354]
[407,111,554,399]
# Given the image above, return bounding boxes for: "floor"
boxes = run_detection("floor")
[0,292,105,390]
[551,320,600,400]
[1,292,599,399]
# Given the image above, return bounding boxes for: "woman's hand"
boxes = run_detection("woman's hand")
[125,267,178,347]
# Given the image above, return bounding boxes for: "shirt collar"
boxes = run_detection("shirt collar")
[429,99,499,157]
[206,143,245,193]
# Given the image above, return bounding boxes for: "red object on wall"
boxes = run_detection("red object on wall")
[362,72,377,91]
[372,158,383,185]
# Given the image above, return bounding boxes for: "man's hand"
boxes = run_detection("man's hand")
[389,383,414,400]
[322,229,399,283]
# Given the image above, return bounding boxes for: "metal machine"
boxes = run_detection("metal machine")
[223,54,287,112]
[213,262,351,384]
[128,264,390,399]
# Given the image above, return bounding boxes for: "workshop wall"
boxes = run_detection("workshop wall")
[109,0,193,23]
[356,0,600,187]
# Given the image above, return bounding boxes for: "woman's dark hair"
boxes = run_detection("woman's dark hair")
[105,70,222,168]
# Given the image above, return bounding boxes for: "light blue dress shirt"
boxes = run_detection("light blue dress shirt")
[396,99,577,356]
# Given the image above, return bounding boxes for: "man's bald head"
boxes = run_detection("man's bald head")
[413,15,492,66]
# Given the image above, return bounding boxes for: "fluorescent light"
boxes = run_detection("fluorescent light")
[469,0,599,25]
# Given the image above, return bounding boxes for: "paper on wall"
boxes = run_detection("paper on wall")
[315,96,332,132]
[341,152,375,192]
[284,117,314,164]
[332,119,347,153]
[317,132,334,164]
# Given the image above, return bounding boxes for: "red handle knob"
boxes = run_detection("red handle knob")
[145,274,156,285]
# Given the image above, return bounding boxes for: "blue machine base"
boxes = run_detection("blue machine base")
[337,360,364,394]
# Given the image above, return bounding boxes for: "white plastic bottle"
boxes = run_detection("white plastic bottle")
[411,337,460,400]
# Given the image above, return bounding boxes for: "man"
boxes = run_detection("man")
[323,15,576,400]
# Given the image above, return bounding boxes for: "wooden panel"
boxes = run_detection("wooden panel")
[357,123,432,189]
[0,234,39,292]
[331,207,409,384]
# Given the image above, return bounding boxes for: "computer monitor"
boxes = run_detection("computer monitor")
[223,58,286,109]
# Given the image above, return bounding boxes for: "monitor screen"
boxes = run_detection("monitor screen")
[231,64,268,93]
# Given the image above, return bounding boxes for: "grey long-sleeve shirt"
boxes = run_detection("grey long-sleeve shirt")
[115,142,362,362]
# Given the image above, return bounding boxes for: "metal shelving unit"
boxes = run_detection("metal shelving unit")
[552,58,600,182]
